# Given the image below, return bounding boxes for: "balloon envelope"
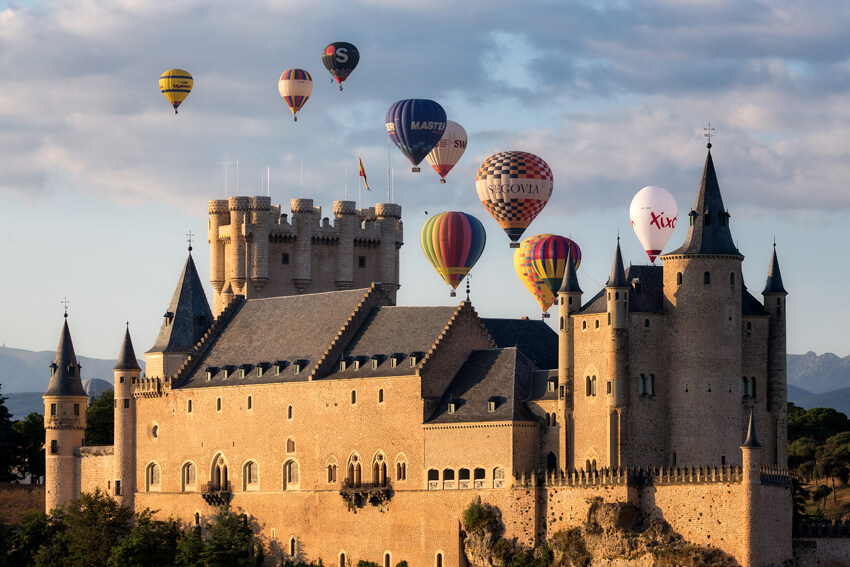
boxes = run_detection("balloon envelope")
[386,99,447,171]
[629,186,678,263]
[425,120,467,183]
[278,69,313,121]
[476,151,553,244]
[159,69,193,114]
[514,234,556,313]
[529,235,581,295]
[321,42,360,90]
[420,211,486,291]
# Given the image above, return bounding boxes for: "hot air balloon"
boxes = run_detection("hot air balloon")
[425,120,467,183]
[278,69,313,122]
[420,211,486,297]
[321,42,360,91]
[159,69,193,114]
[386,99,447,172]
[629,186,678,263]
[514,234,556,316]
[529,235,581,295]
[475,151,553,247]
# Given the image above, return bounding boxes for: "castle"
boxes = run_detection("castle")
[43,149,815,566]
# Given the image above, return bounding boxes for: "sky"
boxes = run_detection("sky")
[0,0,848,363]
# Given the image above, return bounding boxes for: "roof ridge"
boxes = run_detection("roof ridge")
[418,302,496,376]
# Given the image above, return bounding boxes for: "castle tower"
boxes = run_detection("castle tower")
[291,198,317,293]
[605,239,630,469]
[660,147,744,466]
[557,249,582,471]
[762,244,788,465]
[113,325,140,508]
[43,315,88,512]
[375,203,403,297]
[334,200,357,289]
[146,249,213,380]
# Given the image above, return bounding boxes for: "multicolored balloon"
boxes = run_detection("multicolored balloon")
[278,69,313,122]
[530,235,581,295]
[629,186,678,263]
[475,151,553,247]
[514,234,556,315]
[420,211,486,296]
[321,42,360,90]
[386,99,447,172]
[425,120,467,183]
[159,69,193,114]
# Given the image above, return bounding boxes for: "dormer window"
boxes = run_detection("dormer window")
[371,355,383,370]
[274,361,286,375]
[488,397,499,412]
[257,363,266,377]
[67,365,75,377]
[353,358,361,371]
[240,368,246,379]
[547,379,556,393]
[390,354,400,368]
[294,360,304,374]
[339,358,349,371]
[223,367,231,380]
[164,311,174,325]
[50,363,57,377]
[205,367,216,381]
[448,400,457,414]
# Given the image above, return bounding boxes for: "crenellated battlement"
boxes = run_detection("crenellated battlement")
[512,464,751,488]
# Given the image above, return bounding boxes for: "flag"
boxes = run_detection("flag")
[359,156,371,191]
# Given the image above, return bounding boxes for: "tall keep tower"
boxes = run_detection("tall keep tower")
[113,326,141,508]
[557,250,582,472]
[763,245,788,465]
[605,240,630,469]
[43,316,88,512]
[660,147,744,466]
[208,196,403,316]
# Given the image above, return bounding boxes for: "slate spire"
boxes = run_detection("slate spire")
[148,253,213,354]
[558,247,582,294]
[45,318,87,397]
[670,148,741,256]
[762,244,787,295]
[741,408,762,448]
[114,324,141,371]
[606,238,628,288]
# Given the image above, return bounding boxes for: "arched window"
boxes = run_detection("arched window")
[442,468,455,489]
[746,321,752,331]
[595,319,600,329]
[459,468,471,489]
[327,457,338,484]
[244,461,259,490]
[493,467,505,488]
[677,272,683,285]
[427,468,439,490]
[644,318,650,328]
[582,321,587,330]
[384,552,391,567]
[474,467,485,489]
[378,389,384,403]
[187,399,193,413]
[283,460,299,490]
[146,462,161,491]
[586,376,591,397]
[545,413,551,427]
[395,455,407,482]
[551,412,557,426]
[339,552,346,567]
[436,552,443,567]
[182,462,196,491]
[347,455,362,487]
[373,453,388,486]
[290,538,296,557]
[211,454,229,491]
[194,512,200,526]
[585,459,591,472]
[286,438,296,454]
[704,271,711,285]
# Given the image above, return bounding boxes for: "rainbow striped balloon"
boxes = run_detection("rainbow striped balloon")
[420,212,486,295]
[278,69,313,121]
[530,235,582,295]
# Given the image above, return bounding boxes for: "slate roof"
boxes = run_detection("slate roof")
[427,348,538,424]
[527,369,560,401]
[180,288,373,388]
[558,249,582,294]
[578,265,664,315]
[45,319,87,397]
[114,326,141,371]
[665,150,742,257]
[742,285,768,317]
[481,318,558,370]
[762,246,787,295]
[607,240,628,287]
[148,254,214,354]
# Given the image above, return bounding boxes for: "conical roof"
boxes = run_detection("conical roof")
[114,325,141,371]
[762,245,787,295]
[741,408,762,448]
[558,248,582,294]
[667,149,741,256]
[44,318,88,397]
[606,239,628,287]
[148,253,213,354]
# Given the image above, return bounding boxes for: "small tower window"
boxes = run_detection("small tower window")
[281,252,289,264]
[448,401,456,414]
[216,398,222,411]
[358,256,366,268]
[188,399,193,413]
[247,396,253,410]
[704,212,712,225]
[591,376,597,396]
[351,390,357,404]
[582,321,587,330]
[74,403,80,416]
[559,317,565,331]
[119,376,124,384]
[730,272,736,285]
[378,389,384,403]
[51,440,58,454]
[606,381,612,395]
[287,405,293,420]
[677,272,683,286]
[608,313,611,326]
[67,366,75,377]
[644,318,650,328]
[568,296,573,305]
[704,271,711,285]
[50,403,56,416]
[595,319,600,329]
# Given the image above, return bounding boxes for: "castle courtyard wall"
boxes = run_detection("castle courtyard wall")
[0,483,44,524]
[74,447,113,498]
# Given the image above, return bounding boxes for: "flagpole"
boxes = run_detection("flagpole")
[358,156,362,208]
[387,137,391,203]
[345,166,348,200]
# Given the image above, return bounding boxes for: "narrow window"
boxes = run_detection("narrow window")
[608,313,611,326]
[290,538,296,557]
[545,413,551,426]
[559,317,565,331]
[551,412,557,426]
[704,271,711,285]
[115,480,121,495]
[591,376,597,396]
[287,438,296,453]
[721,455,726,465]
[124,399,129,409]
[351,390,357,404]
[672,452,677,466]
[358,256,366,268]
[730,272,736,285]
[677,272,683,285]
[216,398,222,411]
[282,252,289,264]
[638,374,646,396]
[151,425,159,438]
[50,403,56,417]
[704,212,712,225]
[384,553,391,567]
[119,376,124,383]
[606,381,612,395]
[547,379,556,392]
[644,318,650,328]
[488,399,496,412]
[340,553,346,567]
[595,319,599,329]
[188,399,193,413]
[436,552,443,567]
[568,296,573,305]
[647,374,654,396]
[287,405,293,420]
[239,368,245,379]
[378,389,384,403]
[68,366,75,377]
[582,321,587,330]
[51,440,58,454]
[585,376,591,397]
[247,396,253,410]
[746,321,752,331]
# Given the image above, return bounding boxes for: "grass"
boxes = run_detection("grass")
[801,478,850,520]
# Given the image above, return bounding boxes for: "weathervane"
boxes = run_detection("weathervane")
[61,296,70,318]
[704,122,715,148]
[186,230,195,252]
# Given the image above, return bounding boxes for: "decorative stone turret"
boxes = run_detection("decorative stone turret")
[375,203,403,298]
[113,325,140,508]
[605,239,630,469]
[43,315,88,512]
[557,249,582,472]
[334,200,356,290]
[741,408,762,485]
[763,244,788,465]
[291,198,317,293]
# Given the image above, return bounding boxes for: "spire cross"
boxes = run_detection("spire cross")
[186,230,195,252]
[61,296,70,318]
[704,122,715,148]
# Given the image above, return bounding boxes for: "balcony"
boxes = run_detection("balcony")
[339,480,392,508]
[201,481,232,506]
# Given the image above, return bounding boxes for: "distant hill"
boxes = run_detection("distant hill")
[4,392,44,420]
[0,345,143,394]
[788,352,850,394]
[787,384,815,403]
[795,386,850,418]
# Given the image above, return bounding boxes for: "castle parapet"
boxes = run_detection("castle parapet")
[529,465,747,488]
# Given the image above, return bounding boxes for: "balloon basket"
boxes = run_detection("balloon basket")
[509,242,520,248]
[411,167,420,172]
[294,116,298,122]
[542,312,551,319]
[450,291,456,297]
[439,179,446,184]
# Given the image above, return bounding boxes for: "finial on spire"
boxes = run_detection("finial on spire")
[186,230,195,253]
[704,122,715,149]
[466,275,471,302]
[61,296,69,318]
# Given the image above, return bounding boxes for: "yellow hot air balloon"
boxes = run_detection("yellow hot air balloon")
[159,69,193,114]
[514,233,556,316]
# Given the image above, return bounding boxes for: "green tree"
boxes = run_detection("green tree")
[787,404,850,444]
[0,384,22,481]
[85,389,114,445]
[201,506,264,567]
[175,527,205,567]
[108,510,180,567]
[788,437,818,470]
[12,412,45,483]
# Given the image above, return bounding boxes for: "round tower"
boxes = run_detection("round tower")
[291,198,316,293]
[375,203,402,304]
[113,325,140,508]
[334,200,356,290]
[605,239,630,469]
[43,316,88,512]
[228,196,250,295]
[249,196,272,293]
[762,244,788,465]
[557,249,582,472]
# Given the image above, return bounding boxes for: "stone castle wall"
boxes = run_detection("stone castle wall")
[0,484,44,524]
[75,446,113,498]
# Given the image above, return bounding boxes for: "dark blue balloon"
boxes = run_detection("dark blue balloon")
[385,99,447,172]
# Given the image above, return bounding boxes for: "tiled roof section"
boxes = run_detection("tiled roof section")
[114,326,141,371]
[762,246,787,295]
[578,265,664,315]
[607,240,628,287]
[527,369,559,401]
[148,254,214,354]
[45,319,87,397]
[576,289,606,315]
[742,285,768,316]
[665,150,741,257]
[323,305,461,379]
[179,288,372,388]
[558,249,582,294]
[481,318,558,370]
[427,348,537,424]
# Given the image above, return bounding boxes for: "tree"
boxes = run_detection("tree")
[0,384,22,481]
[201,507,264,567]
[85,389,114,446]
[107,510,181,567]
[175,527,205,567]
[12,412,45,483]
[787,404,850,444]
[8,509,51,567]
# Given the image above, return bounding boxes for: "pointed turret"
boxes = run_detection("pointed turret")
[557,248,582,472]
[45,318,87,397]
[762,244,787,295]
[558,248,582,295]
[113,324,140,508]
[742,408,761,448]
[669,149,741,256]
[114,325,140,371]
[606,239,628,288]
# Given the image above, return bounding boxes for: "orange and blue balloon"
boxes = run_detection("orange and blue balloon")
[278,69,313,121]
[529,235,581,295]
[514,234,555,314]
[421,212,486,296]
[386,99,447,172]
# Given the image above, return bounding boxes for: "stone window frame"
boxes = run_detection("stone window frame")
[286,437,296,454]
[146,462,161,492]
[394,453,408,482]
[493,466,505,488]
[326,456,339,484]
[243,460,260,491]
[181,461,197,491]
[372,452,389,486]
[282,459,300,490]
